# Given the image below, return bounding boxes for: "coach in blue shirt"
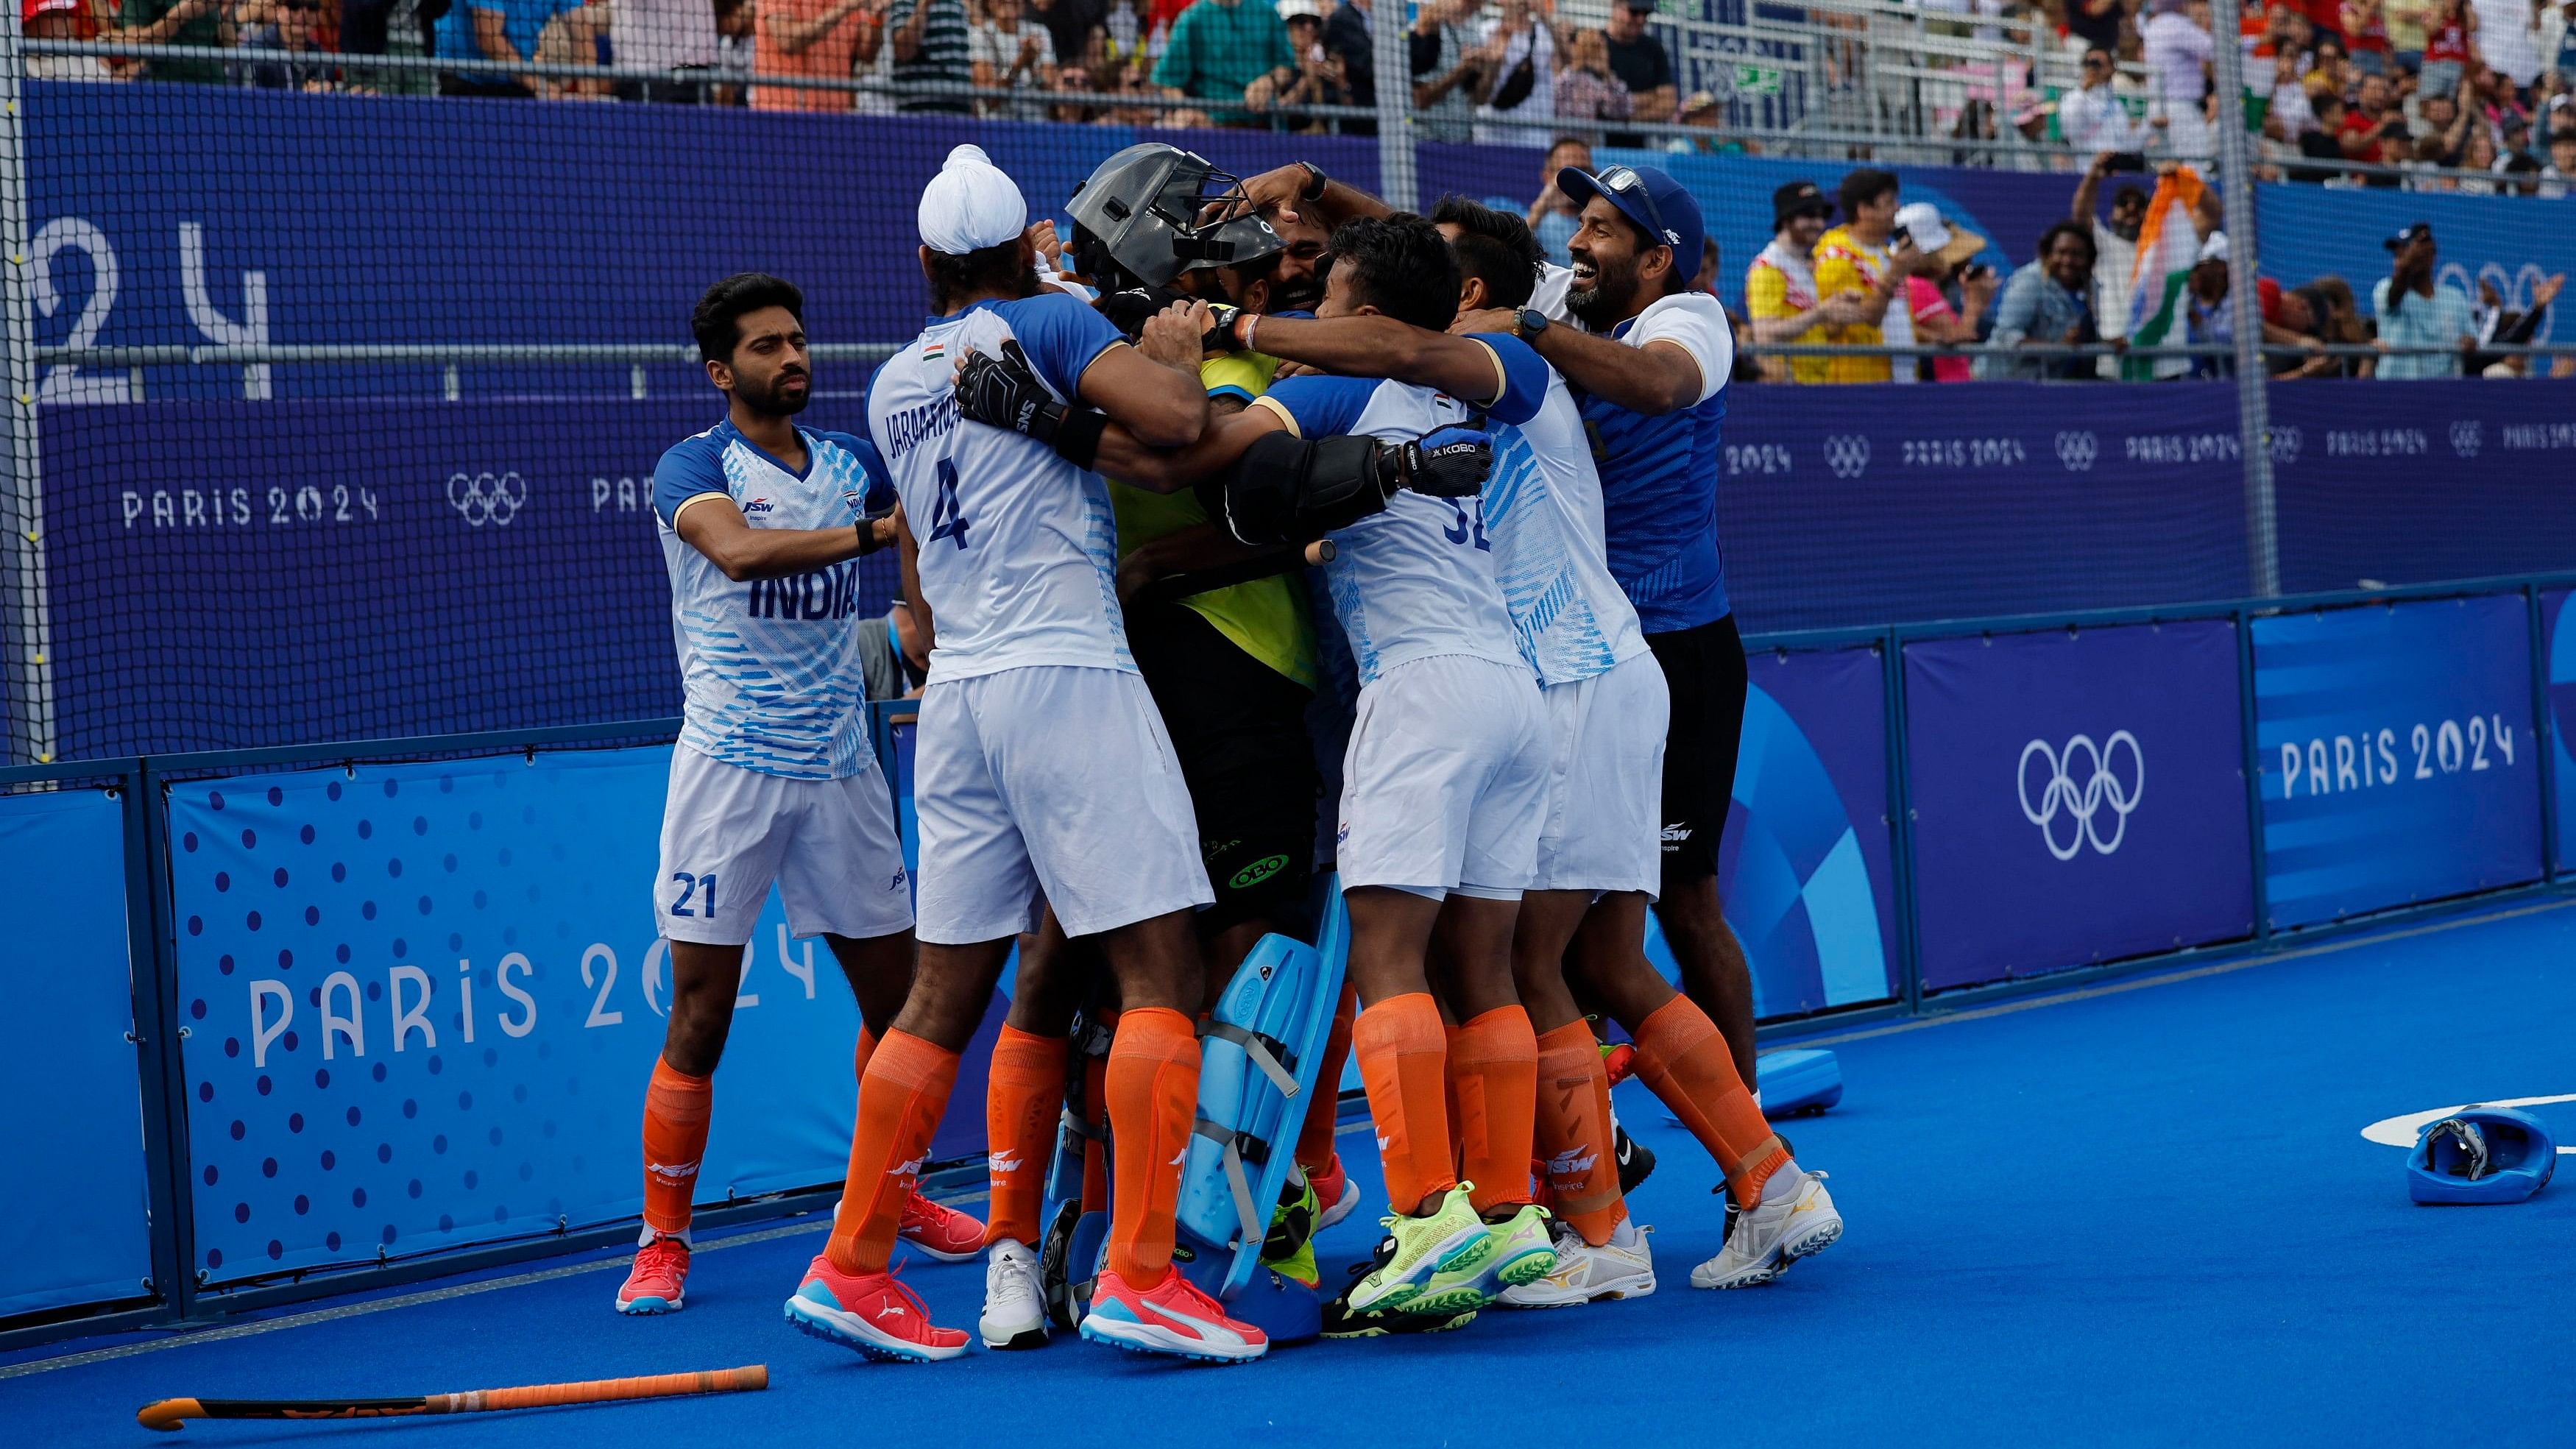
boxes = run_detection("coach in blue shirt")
[1459,163,1767,1090]
[435,0,581,95]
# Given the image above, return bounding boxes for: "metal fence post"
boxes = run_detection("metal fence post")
[1370,0,1416,213]
[2209,0,2280,598]
[0,11,53,765]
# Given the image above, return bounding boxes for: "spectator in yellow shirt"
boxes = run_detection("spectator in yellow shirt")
[1742,180,1873,383]
[1811,168,1933,383]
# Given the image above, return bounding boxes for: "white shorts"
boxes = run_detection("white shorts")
[913,665,1213,943]
[1335,653,1548,899]
[655,744,913,946]
[1532,651,1669,896]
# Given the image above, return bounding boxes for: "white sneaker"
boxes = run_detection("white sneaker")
[1690,1163,1841,1290]
[1498,1220,1655,1308]
[980,1239,1048,1349]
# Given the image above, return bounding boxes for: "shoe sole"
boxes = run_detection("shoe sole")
[896,1233,983,1264]
[783,1295,969,1363]
[1349,1219,1489,1314]
[1316,1179,1362,1233]
[1077,1314,1265,1364]
[980,1325,1049,1350]
[1497,1272,1657,1308]
[613,1292,682,1315]
[1322,1309,1477,1339]
[1691,1212,1844,1290]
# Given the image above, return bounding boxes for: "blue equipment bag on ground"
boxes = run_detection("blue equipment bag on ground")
[1175,882,1350,1304]
[1758,1048,1844,1116]
[2408,1108,2556,1205]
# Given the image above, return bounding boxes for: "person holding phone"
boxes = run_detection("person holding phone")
[1811,168,1936,383]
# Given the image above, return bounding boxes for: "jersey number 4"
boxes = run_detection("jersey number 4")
[927,458,972,550]
[1443,496,1490,552]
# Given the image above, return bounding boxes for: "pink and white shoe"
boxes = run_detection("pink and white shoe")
[898,1190,986,1263]
[614,1233,689,1315]
[783,1255,970,1363]
[1078,1267,1268,1364]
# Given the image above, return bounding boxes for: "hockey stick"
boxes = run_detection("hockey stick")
[137,1364,768,1431]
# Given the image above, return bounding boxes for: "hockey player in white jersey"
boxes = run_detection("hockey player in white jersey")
[782,146,1282,1367]
[620,272,986,1319]
[950,213,1563,1327]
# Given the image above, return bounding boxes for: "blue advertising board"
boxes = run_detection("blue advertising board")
[2544,588,2575,876]
[164,748,930,1285]
[2270,380,2576,595]
[1904,621,2254,991]
[2253,595,2543,929]
[1719,645,1901,1016]
[2256,182,2575,324]
[0,787,156,1317]
[41,399,901,760]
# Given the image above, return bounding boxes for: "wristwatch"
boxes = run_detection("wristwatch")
[1513,307,1551,341]
[1296,160,1328,202]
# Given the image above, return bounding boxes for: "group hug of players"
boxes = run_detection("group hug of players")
[617,138,1843,1364]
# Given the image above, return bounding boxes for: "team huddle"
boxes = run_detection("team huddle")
[619,138,1842,1365]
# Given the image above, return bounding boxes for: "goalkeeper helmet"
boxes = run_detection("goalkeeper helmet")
[1066,143,1284,292]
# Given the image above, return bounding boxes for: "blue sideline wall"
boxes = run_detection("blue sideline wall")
[13,575,2570,1342]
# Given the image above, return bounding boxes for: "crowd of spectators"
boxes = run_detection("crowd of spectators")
[2020,0,2576,187]
[23,0,1701,133]
[1735,155,2566,380]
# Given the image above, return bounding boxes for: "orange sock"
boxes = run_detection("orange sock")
[823,1030,959,1276]
[1294,982,1357,1173]
[1532,1021,1626,1245]
[1443,1022,1466,1180]
[984,1026,1067,1249]
[1354,993,1456,1215]
[1104,1007,1199,1287]
[1447,1006,1538,1214]
[1630,995,1786,1206]
[853,1025,878,1081]
[640,1058,712,1237]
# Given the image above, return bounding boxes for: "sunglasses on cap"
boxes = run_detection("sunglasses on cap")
[1594,166,1669,244]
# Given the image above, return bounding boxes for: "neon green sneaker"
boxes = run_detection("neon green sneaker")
[1345,1183,1489,1314]
[1414,1202,1557,1314]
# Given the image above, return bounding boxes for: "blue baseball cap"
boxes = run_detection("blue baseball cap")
[1557,162,1705,275]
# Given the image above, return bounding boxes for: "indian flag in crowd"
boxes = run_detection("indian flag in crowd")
[2125,166,2207,376]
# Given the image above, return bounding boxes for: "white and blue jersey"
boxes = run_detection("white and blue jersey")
[1535,266,1737,634]
[653,420,895,780]
[868,291,1135,684]
[1251,341,1535,688]
[1467,336,1651,687]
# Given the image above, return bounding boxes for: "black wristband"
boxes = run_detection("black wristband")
[1298,160,1328,202]
[1050,406,1110,470]
[854,517,887,556]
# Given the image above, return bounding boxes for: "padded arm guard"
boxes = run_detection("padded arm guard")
[1200,429,1493,548]
[1200,433,1391,548]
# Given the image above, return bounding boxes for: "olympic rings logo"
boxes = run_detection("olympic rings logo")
[447,470,528,527]
[2268,425,2302,467]
[2017,731,2143,860]
[1822,434,1871,478]
[2055,430,2098,472]
[2449,420,2483,458]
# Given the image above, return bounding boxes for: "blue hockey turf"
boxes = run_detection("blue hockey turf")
[12,896,2576,1445]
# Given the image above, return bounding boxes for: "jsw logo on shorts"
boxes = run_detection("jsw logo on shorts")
[1660,823,1692,843]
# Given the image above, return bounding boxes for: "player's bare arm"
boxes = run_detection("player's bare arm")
[672,495,893,582]
[1452,305,1704,415]
[1072,300,1209,447]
